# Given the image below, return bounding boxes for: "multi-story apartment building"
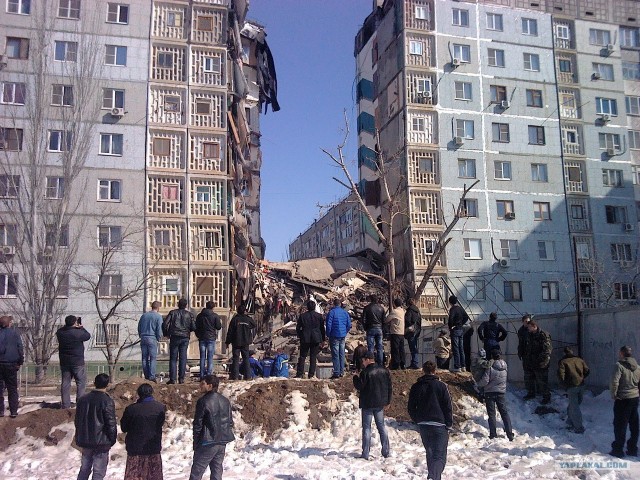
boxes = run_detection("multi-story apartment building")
[290,0,639,320]
[0,0,277,363]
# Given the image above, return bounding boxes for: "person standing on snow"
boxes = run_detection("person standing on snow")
[523,321,552,404]
[477,350,514,441]
[609,345,639,458]
[557,347,589,434]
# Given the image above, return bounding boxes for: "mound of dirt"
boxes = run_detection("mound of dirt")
[0,407,75,451]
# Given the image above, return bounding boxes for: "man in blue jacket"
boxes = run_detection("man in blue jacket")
[325,298,351,379]
[138,301,163,382]
[0,315,23,418]
[56,315,91,408]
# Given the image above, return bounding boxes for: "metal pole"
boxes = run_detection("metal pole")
[572,237,583,357]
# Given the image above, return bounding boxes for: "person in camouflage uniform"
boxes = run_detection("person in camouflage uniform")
[523,321,552,404]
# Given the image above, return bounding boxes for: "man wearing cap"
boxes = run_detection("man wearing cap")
[447,295,469,372]
[557,346,589,434]
[56,315,91,409]
[353,351,392,460]
[477,312,507,355]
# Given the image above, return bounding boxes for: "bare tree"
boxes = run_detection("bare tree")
[0,2,103,381]
[577,255,640,308]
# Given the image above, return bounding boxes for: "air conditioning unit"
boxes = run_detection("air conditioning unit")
[592,72,602,80]
[607,147,616,156]
[111,107,125,117]
[500,100,510,109]
[1,245,15,255]
[504,212,516,220]
[600,114,611,123]
[454,136,464,146]
[452,58,461,67]
[620,260,633,268]
[624,223,635,232]
[606,43,614,53]
[499,258,510,268]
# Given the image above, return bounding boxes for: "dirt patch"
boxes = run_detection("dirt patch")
[0,408,75,451]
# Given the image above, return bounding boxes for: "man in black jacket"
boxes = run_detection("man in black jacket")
[56,315,91,408]
[477,312,508,354]
[196,301,222,381]
[353,351,392,460]
[75,374,117,480]
[447,295,469,372]
[518,314,532,394]
[295,300,326,378]
[404,298,422,369]
[362,295,386,366]
[225,305,257,380]
[121,383,166,478]
[163,298,196,384]
[189,375,235,480]
[408,361,453,480]
[0,315,23,418]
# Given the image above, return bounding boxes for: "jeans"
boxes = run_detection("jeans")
[450,328,464,370]
[296,342,320,378]
[0,363,19,416]
[231,346,250,380]
[485,392,513,438]
[361,408,389,459]
[406,333,420,368]
[566,385,585,431]
[418,424,448,480]
[389,334,405,369]
[525,366,550,400]
[169,336,190,383]
[189,444,226,480]
[366,328,384,367]
[612,397,639,454]
[77,448,109,480]
[61,364,87,408]
[199,340,216,380]
[140,336,158,380]
[330,337,346,376]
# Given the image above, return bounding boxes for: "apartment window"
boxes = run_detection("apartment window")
[494,161,511,180]
[522,18,538,36]
[195,99,211,115]
[106,3,128,24]
[462,199,478,217]
[589,28,611,46]
[571,204,584,219]
[52,84,73,106]
[409,40,423,56]
[488,48,505,67]
[454,81,472,100]
[614,283,636,300]
[531,163,548,182]
[623,62,640,80]
[54,41,77,62]
[45,177,65,199]
[555,23,570,40]
[606,205,628,224]
[203,142,220,159]
[98,225,122,248]
[0,274,18,298]
[0,175,19,197]
[486,13,503,31]
[496,200,514,219]
[162,276,180,295]
[6,37,29,59]
[98,275,122,298]
[48,130,72,152]
[45,224,69,247]
[463,238,482,259]
[167,11,182,27]
[602,169,623,187]
[0,128,23,151]
[566,165,582,183]
[558,59,572,73]
[500,239,518,258]
[195,186,212,203]
[620,27,639,48]
[58,0,80,19]
[98,179,121,201]
[456,119,474,139]
[528,126,545,145]
[504,281,522,301]
[633,166,640,184]
[415,5,429,20]
[161,184,179,201]
[533,202,551,220]
[538,240,555,260]
[596,97,618,116]
[196,15,213,31]
[523,53,540,71]
[0,224,17,246]
[102,88,124,109]
[55,275,69,298]
[599,133,621,150]
[411,117,425,132]
[490,85,507,103]
[526,89,543,107]
[466,279,486,301]
[630,130,640,149]
[416,78,431,95]
[453,44,471,63]
[1,82,25,105]
[626,96,640,116]
[105,45,127,66]
[154,229,170,247]
[7,0,30,14]
[157,52,173,69]
[492,123,510,143]
[452,8,469,27]
[164,95,180,112]
[152,137,171,156]
[458,158,476,178]
[611,243,632,262]
[542,282,559,301]
[99,133,123,155]
[203,56,221,74]
[593,63,614,80]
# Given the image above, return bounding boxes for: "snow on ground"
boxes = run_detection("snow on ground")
[1,381,638,480]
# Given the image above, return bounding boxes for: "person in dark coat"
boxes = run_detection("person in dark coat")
[518,314,532,392]
[609,345,640,458]
[362,295,386,367]
[557,346,590,434]
[295,300,326,378]
[56,315,91,408]
[353,351,392,460]
[188,375,235,480]
[195,301,222,380]
[523,321,552,404]
[404,298,422,369]
[121,383,166,480]
[75,374,117,480]
[0,315,23,418]
[477,350,514,441]
[477,312,507,354]
[163,298,196,384]
[447,295,469,372]
[408,361,453,480]
[225,305,257,380]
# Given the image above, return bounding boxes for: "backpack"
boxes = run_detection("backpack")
[272,353,290,378]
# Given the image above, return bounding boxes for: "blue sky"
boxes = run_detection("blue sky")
[248,0,372,260]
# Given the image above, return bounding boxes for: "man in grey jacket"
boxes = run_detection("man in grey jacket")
[477,350,514,441]
[609,345,640,458]
[189,375,235,480]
